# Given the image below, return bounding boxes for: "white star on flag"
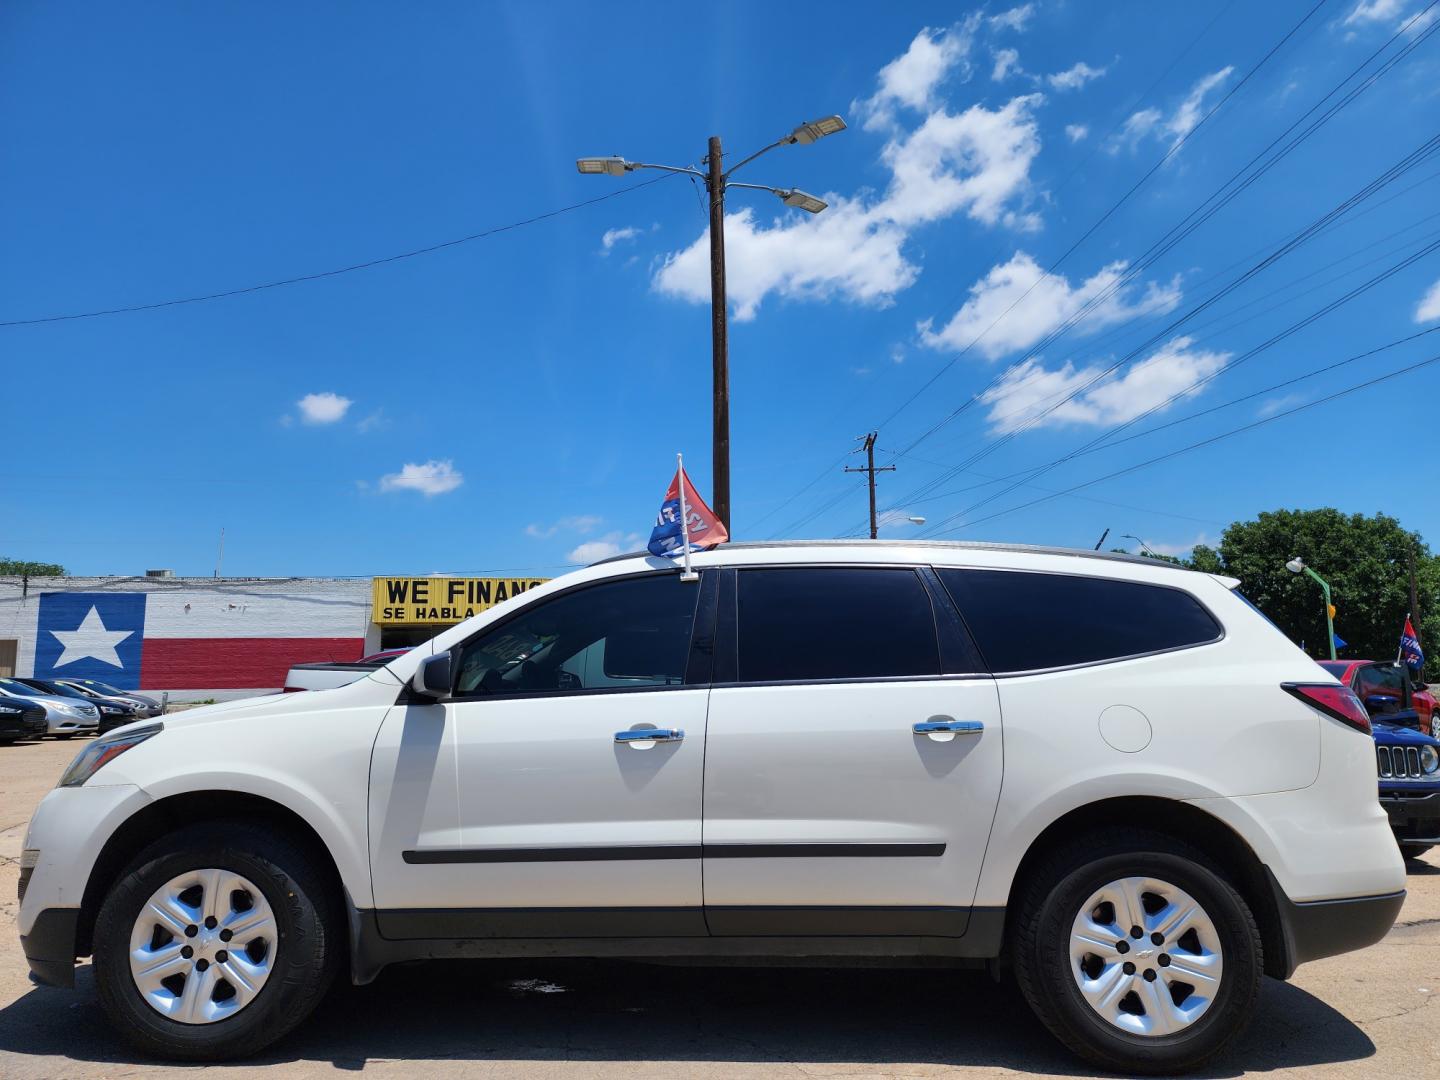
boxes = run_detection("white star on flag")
[50,605,134,669]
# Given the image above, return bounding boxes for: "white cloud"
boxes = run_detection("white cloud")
[526,515,604,539]
[1257,392,1305,417]
[566,530,644,563]
[378,459,464,497]
[1343,0,1407,26]
[1048,61,1108,91]
[356,408,388,433]
[296,391,352,425]
[600,226,642,254]
[854,21,979,131]
[657,28,1046,322]
[992,47,1022,81]
[1140,532,1212,557]
[1415,276,1440,323]
[1065,123,1089,142]
[988,4,1035,32]
[1115,67,1233,151]
[918,251,1182,359]
[978,336,1230,433]
[879,93,1044,227]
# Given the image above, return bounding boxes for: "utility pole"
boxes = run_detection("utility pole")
[1409,547,1421,632]
[707,135,730,534]
[845,432,896,539]
[577,116,846,536]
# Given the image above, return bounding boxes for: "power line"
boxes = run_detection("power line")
[872,0,1332,439]
[750,3,1266,536]
[863,2,1440,521]
[912,215,1440,538]
[0,173,676,328]
[890,128,1440,536]
[927,349,1440,538]
[904,325,1440,511]
[774,2,1433,539]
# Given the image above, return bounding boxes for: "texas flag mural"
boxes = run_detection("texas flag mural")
[32,590,365,691]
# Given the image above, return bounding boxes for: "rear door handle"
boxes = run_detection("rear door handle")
[615,728,684,746]
[913,719,984,740]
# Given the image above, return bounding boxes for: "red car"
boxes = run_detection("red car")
[1319,658,1436,737]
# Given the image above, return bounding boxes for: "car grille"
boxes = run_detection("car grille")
[1377,745,1425,779]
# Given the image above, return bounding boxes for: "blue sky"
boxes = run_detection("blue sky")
[4,1,1439,577]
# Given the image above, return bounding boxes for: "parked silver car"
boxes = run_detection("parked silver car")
[54,678,163,718]
[0,677,99,738]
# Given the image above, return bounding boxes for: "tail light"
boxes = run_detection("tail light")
[1281,682,1371,734]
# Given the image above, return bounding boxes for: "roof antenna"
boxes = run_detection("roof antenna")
[1093,527,1110,551]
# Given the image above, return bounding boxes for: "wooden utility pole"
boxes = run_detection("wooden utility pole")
[1409,546,1422,631]
[845,432,896,539]
[707,135,731,534]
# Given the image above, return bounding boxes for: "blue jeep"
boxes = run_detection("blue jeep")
[1370,706,1440,859]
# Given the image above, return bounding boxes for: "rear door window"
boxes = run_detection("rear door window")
[937,568,1222,674]
[735,567,940,683]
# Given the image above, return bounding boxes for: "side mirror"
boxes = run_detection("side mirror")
[411,653,452,699]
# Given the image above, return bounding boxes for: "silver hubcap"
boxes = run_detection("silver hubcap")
[1069,876,1224,1037]
[128,868,278,1024]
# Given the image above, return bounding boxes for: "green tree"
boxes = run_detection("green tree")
[1182,509,1440,680]
[0,557,65,576]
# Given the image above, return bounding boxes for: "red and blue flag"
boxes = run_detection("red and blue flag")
[648,464,728,558]
[1400,617,1424,677]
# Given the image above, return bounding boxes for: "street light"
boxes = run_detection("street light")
[1122,534,1158,557]
[907,515,926,526]
[577,115,847,532]
[1286,556,1338,661]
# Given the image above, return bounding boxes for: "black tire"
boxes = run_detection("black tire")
[1403,844,1434,861]
[1012,828,1262,1076]
[92,821,340,1060]
[54,734,74,740]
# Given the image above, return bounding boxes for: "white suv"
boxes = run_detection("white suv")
[18,542,1404,1073]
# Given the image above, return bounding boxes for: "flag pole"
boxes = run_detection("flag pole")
[1398,612,1409,668]
[677,452,698,582]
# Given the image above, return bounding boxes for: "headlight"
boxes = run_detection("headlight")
[99,704,125,714]
[0,704,20,714]
[1421,745,1439,775]
[53,701,83,718]
[58,723,163,788]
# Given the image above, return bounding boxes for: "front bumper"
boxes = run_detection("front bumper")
[1266,867,1405,977]
[17,783,152,986]
[20,909,80,987]
[1380,787,1440,847]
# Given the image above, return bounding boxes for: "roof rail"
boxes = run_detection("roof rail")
[589,538,1196,573]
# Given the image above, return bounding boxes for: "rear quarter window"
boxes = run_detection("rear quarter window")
[937,568,1222,674]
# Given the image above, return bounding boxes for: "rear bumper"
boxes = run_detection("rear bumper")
[19,908,79,988]
[1267,867,1404,978]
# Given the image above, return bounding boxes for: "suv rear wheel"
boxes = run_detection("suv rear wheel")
[1012,829,1262,1075]
[93,821,339,1060]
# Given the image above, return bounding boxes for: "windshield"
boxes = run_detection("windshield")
[76,679,126,695]
[22,679,87,699]
[1317,661,1350,678]
[0,677,45,697]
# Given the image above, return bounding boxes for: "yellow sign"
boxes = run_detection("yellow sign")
[371,576,548,626]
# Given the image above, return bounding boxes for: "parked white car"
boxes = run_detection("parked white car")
[18,541,1403,1073]
[0,677,99,738]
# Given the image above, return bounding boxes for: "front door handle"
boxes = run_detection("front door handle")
[913,719,983,743]
[615,728,685,747]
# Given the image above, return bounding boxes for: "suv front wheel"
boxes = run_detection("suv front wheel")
[93,821,339,1060]
[1012,829,1262,1075]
